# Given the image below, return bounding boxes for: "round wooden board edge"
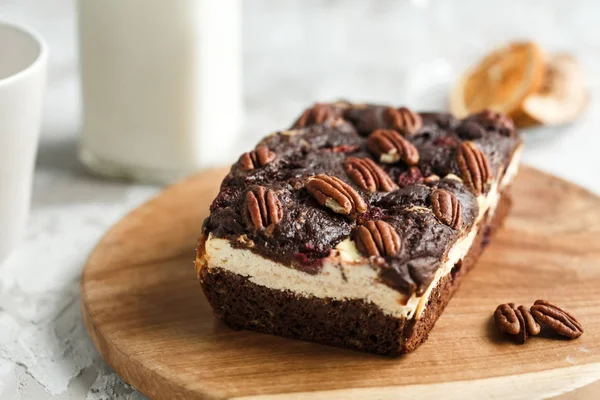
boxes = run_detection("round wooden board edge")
[83,300,600,400]
[80,165,600,400]
[81,300,198,400]
[80,167,230,400]
[232,364,600,400]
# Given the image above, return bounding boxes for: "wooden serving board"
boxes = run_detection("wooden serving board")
[81,166,600,400]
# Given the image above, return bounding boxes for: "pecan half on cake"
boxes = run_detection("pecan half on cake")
[196,102,523,356]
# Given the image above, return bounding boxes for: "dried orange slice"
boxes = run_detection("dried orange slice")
[450,41,545,119]
[519,54,588,126]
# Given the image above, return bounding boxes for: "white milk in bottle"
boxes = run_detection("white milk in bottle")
[77,0,242,183]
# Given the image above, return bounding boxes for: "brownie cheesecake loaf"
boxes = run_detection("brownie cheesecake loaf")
[196,102,522,356]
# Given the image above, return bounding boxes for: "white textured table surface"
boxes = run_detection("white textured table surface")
[1,0,599,399]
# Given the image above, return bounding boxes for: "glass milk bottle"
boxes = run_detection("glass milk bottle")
[77,0,242,183]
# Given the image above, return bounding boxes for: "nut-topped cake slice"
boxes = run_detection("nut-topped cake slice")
[196,102,522,356]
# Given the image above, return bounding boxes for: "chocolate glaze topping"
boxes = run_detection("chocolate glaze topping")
[202,103,522,296]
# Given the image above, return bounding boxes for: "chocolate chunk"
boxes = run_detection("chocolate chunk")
[472,109,515,137]
[456,121,486,140]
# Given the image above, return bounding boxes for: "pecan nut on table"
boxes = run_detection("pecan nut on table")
[495,300,583,344]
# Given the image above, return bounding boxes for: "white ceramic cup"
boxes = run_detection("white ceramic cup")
[0,21,47,265]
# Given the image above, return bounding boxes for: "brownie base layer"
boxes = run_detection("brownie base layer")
[200,192,512,357]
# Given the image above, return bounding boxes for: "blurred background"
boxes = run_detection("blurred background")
[4,0,600,186]
[0,0,599,399]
